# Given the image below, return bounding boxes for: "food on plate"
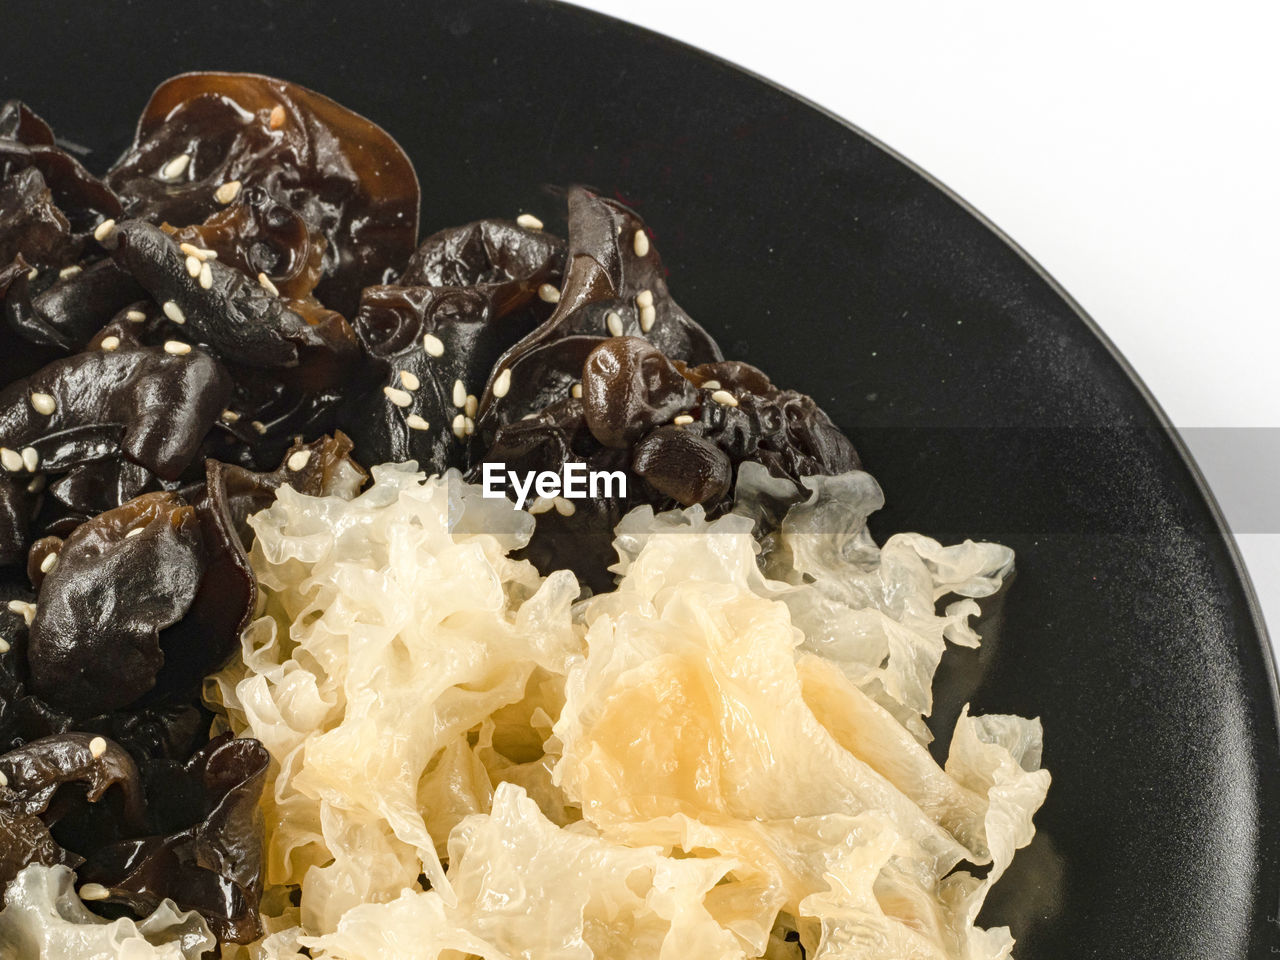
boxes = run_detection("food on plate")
[0,73,1048,959]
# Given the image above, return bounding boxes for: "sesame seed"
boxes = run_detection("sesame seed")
[100,335,120,352]
[537,283,560,304]
[125,526,145,538]
[214,180,242,204]
[20,448,37,472]
[398,370,420,391]
[405,414,430,431]
[163,301,186,324]
[571,383,583,399]
[521,413,538,420]
[7,601,34,625]
[199,262,213,289]
[701,380,721,390]
[0,449,20,472]
[463,416,475,436]
[58,265,81,280]
[516,213,544,230]
[220,409,239,423]
[492,367,512,398]
[39,552,57,574]
[554,496,576,517]
[25,267,37,280]
[30,393,55,416]
[185,255,202,278]
[159,153,191,182]
[163,340,192,356]
[636,289,654,309]
[422,333,445,357]
[452,379,466,408]
[258,273,279,296]
[711,389,739,407]
[383,386,412,407]
[0,768,6,784]
[126,309,146,323]
[673,414,694,425]
[287,449,312,471]
[451,414,466,440]
[78,883,110,902]
[465,395,478,418]
[179,243,205,260]
[633,229,650,257]
[251,420,267,434]
[93,219,117,243]
[528,497,553,515]
[639,304,656,332]
[269,104,286,129]
[606,311,623,337]
[88,736,107,758]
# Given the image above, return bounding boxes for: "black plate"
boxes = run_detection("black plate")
[2,2,1277,956]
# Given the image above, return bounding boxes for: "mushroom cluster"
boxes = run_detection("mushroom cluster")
[0,72,858,946]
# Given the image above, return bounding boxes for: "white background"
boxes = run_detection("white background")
[571,0,1279,652]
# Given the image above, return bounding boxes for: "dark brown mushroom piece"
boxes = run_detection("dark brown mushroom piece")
[15,435,355,723]
[479,185,721,414]
[338,219,562,471]
[206,432,366,542]
[0,323,230,481]
[0,104,128,378]
[0,729,269,946]
[0,168,76,277]
[101,218,358,469]
[0,120,122,243]
[206,378,349,473]
[578,343,860,489]
[106,218,356,373]
[166,185,325,302]
[0,259,29,305]
[0,574,53,753]
[0,480,36,567]
[165,184,356,364]
[476,335,858,592]
[25,493,205,718]
[4,258,147,353]
[471,335,599,450]
[581,336,699,448]
[39,456,157,529]
[105,72,419,315]
[0,553,218,767]
[0,323,230,562]
[0,732,145,890]
[77,733,269,945]
[142,468,253,708]
[674,358,862,481]
[631,427,733,506]
[0,259,67,387]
